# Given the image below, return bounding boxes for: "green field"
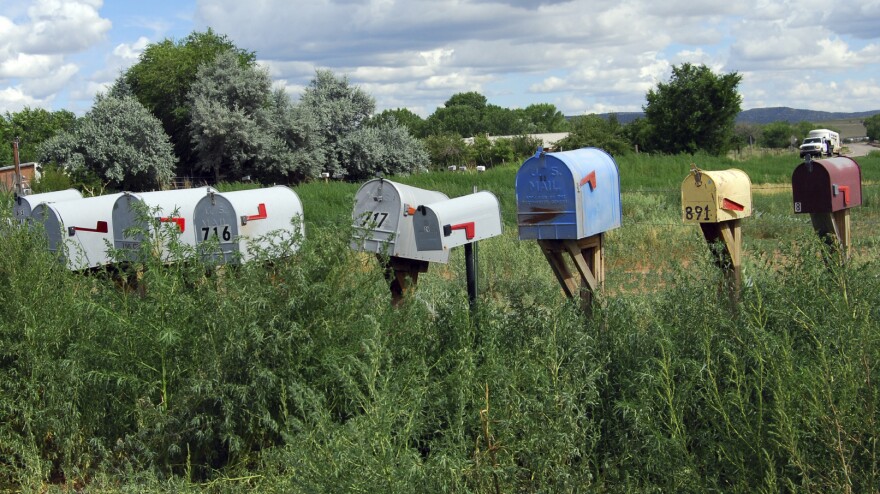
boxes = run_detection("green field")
[2,151,880,492]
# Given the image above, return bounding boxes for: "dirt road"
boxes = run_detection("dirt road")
[844,142,877,157]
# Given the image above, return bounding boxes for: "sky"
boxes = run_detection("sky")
[1,0,879,118]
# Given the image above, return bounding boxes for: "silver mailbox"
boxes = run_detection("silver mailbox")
[13,188,82,223]
[112,186,217,261]
[32,193,123,270]
[193,186,304,263]
[413,191,502,251]
[351,178,449,263]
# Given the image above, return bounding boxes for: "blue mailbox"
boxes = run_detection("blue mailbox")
[516,147,622,240]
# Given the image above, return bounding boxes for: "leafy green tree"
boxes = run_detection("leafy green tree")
[624,117,654,153]
[760,121,797,149]
[369,108,426,138]
[444,91,487,110]
[423,133,468,169]
[119,29,255,174]
[644,63,742,155]
[482,104,528,136]
[555,114,631,156]
[521,103,569,133]
[297,70,427,178]
[188,51,321,183]
[39,94,175,191]
[866,114,880,142]
[0,108,76,164]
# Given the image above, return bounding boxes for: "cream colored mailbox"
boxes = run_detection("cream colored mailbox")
[193,186,304,263]
[681,168,752,223]
[351,178,449,263]
[413,191,502,252]
[13,188,82,223]
[681,166,753,300]
[31,193,122,270]
[112,186,217,261]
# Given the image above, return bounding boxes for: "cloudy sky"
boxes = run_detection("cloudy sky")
[1,0,879,118]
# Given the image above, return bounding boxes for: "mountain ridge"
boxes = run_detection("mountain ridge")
[591,107,880,126]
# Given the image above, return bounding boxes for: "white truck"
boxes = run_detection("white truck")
[799,129,840,158]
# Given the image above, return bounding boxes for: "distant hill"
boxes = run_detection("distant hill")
[588,107,880,125]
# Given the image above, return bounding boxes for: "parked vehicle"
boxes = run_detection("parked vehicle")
[799,129,840,158]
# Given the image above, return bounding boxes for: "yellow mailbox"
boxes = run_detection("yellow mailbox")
[681,168,752,223]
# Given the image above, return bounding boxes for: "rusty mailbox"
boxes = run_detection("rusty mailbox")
[193,186,304,263]
[32,193,122,270]
[792,156,862,258]
[792,156,862,214]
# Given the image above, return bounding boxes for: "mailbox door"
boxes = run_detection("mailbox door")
[516,153,579,239]
[31,203,64,257]
[414,191,502,251]
[516,147,621,240]
[112,193,147,255]
[193,192,240,263]
[352,179,449,263]
[682,169,752,223]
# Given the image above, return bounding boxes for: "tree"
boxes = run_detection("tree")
[864,114,880,142]
[187,51,321,183]
[423,133,468,169]
[760,121,796,149]
[297,70,427,179]
[39,94,175,191]
[555,114,631,156]
[120,29,255,174]
[644,63,742,155]
[1,108,76,164]
[370,108,426,138]
[521,103,569,133]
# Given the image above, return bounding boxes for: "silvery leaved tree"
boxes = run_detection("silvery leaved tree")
[39,94,175,191]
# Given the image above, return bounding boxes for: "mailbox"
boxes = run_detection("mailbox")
[112,186,217,260]
[351,178,449,263]
[31,193,122,270]
[681,168,752,223]
[12,188,82,222]
[193,186,304,263]
[413,191,502,251]
[515,147,622,240]
[792,157,862,214]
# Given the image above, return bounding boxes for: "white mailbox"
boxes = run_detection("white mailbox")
[193,186,305,263]
[13,189,82,223]
[351,178,449,263]
[31,193,122,270]
[413,191,502,251]
[112,186,217,261]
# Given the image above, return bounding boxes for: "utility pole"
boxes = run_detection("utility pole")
[12,137,23,196]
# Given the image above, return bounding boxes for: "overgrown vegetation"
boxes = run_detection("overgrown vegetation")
[2,153,879,492]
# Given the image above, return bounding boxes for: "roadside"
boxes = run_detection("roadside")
[844,142,877,157]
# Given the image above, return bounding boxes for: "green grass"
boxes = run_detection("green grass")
[2,152,880,492]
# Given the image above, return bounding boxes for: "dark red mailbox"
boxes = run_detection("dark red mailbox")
[792,157,862,214]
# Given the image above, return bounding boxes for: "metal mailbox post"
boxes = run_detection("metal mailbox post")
[791,156,862,259]
[193,186,305,264]
[351,178,449,305]
[515,147,622,309]
[681,166,753,298]
[413,191,503,313]
[32,193,123,271]
[112,186,217,262]
[13,188,82,223]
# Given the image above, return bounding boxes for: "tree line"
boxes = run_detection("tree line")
[3,29,872,192]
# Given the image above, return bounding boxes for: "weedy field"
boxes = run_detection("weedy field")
[1,151,879,493]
